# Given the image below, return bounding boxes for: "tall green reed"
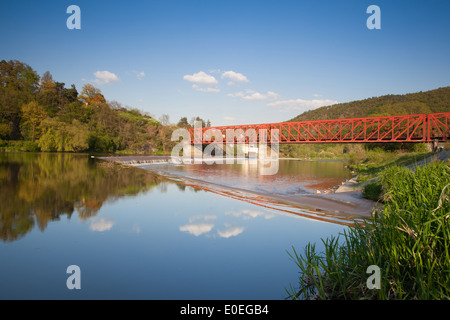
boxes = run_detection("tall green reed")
[287,161,450,299]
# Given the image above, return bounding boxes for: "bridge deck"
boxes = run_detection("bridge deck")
[189,112,450,144]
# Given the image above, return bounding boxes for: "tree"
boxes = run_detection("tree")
[58,101,87,124]
[64,84,78,103]
[37,74,78,116]
[0,60,40,139]
[41,71,53,84]
[21,101,47,141]
[38,118,89,152]
[177,116,190,128]
[0,59,40,93]
[38,73,58,116]
[78,84,106,106]
[66,120,90,152]
[190,116,206,127]
[0,123,11,139]
[159,114,170,126]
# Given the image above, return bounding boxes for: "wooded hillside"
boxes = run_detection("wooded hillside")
[0,59,207,154]
[290,86,450,122]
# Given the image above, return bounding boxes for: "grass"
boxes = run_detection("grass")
[117,110,160,126]
[349,151,435,181]
[287,160,450,300]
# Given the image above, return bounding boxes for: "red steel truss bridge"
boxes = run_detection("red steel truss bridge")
[189,112,450,144]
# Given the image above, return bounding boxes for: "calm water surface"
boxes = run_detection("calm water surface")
[0,152,354,299]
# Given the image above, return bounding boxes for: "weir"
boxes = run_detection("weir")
[98,156,174,166]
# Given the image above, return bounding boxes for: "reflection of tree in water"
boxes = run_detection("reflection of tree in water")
[0,153,171,242]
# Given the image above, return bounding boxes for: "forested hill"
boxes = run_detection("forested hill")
[289,86,450,122]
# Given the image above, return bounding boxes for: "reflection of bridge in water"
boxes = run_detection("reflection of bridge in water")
[102,157,371,227]
[191,112,450,145]
[180,179,366,227]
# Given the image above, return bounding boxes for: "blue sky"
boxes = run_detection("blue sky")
[1,0,449,126]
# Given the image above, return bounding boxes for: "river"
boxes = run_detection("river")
[0,152,363,299]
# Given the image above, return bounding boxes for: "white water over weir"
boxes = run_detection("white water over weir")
[96,155,251,166]
[97,156,177,166]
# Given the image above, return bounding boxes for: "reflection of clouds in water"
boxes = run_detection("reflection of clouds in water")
[218,225,245,238]
[226,209,275,220]
[188,215,216,223]
[180,223,214,236]
[180,211,270,238]
[90,218,114,232]
[179,215,216,236]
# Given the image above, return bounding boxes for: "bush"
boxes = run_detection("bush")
[88,133,115,152]
[22,141,40,152]
[362,181,383,201]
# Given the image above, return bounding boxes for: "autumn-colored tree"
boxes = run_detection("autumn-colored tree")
[37,71,58,115]
[78,83,106,106]
[20,101,47,141]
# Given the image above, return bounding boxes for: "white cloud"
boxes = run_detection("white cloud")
[184,71,219,93]
[93,70,119,85]
[137,71,145,80]
[221,71,249,85]
[227,91,245,98]
[223,116,236,121]
[268,98,338,112]
[209,68,222,74]
[192,84,220,93]
[243,92,267,101]
[245,91,278,101]
[90,218,114,232]
[183,71,218,85]
[229,90,278,101]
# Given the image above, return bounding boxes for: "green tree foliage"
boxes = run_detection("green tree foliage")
[37,72,79,117]
[0,60,40,139]
[38,118,89,152]
[0,123,11,139]
[20,101,47,141]
[177,117,190,128]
